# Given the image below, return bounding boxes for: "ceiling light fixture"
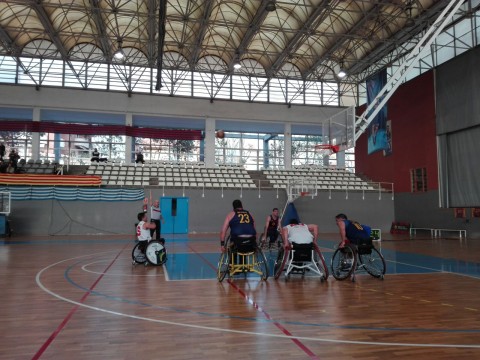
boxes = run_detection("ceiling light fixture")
[113,39,125,60]
[337,62,347,79]
[233,52,241,69]
[265,1,276,12]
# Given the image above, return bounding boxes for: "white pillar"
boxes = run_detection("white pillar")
[125,113,133,164]
[204,118,216,167]
[31,107,40,160]
[336,150,346,168]
[284,123,292,170]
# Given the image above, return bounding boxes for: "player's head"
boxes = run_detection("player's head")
[154,200,159,206]
[289,218,299,225]
[232,199,243,210]
[335,213,347,221]
[272,208,278,214]
[138,212,146,221]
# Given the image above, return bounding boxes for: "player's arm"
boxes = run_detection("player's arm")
[337,220,347,247]
[220,212,233,245]
[307,224,318,243]
[144,221,156,230]
[263,215,271,236]
[282,226,290,249]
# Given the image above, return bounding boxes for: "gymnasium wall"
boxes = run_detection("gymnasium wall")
[9,189,394,236]
[355,58,480,238]
[355,70,438,193]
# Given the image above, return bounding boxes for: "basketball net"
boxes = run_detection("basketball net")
[313,144,340,157]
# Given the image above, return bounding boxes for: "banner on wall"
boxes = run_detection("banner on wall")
[383,119,392,156]
[366,69,389,155]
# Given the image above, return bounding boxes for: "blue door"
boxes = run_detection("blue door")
[160,197,189,234]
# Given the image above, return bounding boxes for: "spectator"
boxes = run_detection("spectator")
[135,151,145,164]
[0,143,5,160]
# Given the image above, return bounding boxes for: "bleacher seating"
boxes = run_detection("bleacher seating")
[263,166,378,191]
[17,159,57,174]
[86,161,257,188]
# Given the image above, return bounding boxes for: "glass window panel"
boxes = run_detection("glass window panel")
[231,75,250,101]
[0,56,17,83]
[193,72,212,98]
[269,78,286,103]
[40,59,64,87]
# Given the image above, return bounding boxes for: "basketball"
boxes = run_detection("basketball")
[216,130,225,139]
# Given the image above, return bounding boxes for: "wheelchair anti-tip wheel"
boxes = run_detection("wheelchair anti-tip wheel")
[331,244,356,280]
[132,242,147,265]
[145,240,167,266]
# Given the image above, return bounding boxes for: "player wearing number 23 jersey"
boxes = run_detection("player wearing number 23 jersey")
[229,209,256,237]
[220,200,257,250]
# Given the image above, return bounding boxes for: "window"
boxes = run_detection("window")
[410,168,427,192]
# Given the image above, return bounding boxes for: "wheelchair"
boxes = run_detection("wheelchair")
[273,242,329,281]
[258,230,283,251]
[330,237,386,282]
[132,239,167,266]
[217,236,269,282]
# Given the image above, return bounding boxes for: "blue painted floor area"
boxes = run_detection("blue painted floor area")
[165,239,480,281]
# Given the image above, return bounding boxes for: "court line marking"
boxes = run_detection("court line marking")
[36,252,480,349]
[33,246,128,359]
[82,260,164,276]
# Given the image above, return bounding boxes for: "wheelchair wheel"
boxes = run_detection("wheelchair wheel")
[145,240,167,266]
[313,244,329,281]
[273,247,289,279]
[255,249,269,280]
[358,247,386,279]
[331,244,356,280]
[217,250,230,282]
[132,242,146,264]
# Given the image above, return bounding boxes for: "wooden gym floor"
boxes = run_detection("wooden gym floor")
[1,233,479,360]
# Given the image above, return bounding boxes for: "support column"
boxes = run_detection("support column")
[125,113,133,164]
[284,123,292,170]
[336,150,346,168]
[204,118,216,167]
[31,107,40,160]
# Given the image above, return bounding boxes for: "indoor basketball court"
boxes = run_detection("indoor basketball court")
[2,232,480,359]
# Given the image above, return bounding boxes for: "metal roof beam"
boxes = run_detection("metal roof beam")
[229,0,271,68]
[89,0,111,61]
[265,0,330,78]
[348,0,452,76]
[0,25,38,86]
[31,1,82,81]
[303,0,392,79]
[189,0,215,68]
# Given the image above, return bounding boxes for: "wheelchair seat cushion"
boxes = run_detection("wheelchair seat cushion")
[233,236,257,253]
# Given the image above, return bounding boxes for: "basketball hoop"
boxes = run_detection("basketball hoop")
[313,144,340,155]
[299,191,310,197]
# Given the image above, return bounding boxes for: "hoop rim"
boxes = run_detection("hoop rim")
[313,144,340,153]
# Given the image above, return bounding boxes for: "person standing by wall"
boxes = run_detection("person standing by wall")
[150,199,164,240]
[0,143,5,161]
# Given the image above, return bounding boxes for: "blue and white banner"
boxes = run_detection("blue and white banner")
[366,69,389,155]
[0,186,145,201]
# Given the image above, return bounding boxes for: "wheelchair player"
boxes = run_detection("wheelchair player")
[274,218,328,280]
[220,199,257,252]
[217,200,269,281]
